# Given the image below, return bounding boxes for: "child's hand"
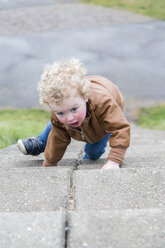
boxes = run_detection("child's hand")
[101,160,120,170]
[43,159,58,167]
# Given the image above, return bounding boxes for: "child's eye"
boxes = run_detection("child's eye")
[72,107,78,112]
[57,112,64,116]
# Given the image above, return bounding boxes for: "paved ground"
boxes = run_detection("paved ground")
[0,1,165,121]
[0,125,165,247]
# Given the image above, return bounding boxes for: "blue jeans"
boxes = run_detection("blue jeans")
[38,121,111,159]
[38,121,52,148]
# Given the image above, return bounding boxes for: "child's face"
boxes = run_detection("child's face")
[49,95,88,127]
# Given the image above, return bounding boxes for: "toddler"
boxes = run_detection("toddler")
[18,58,130,169]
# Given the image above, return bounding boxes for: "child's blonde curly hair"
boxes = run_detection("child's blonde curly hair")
[38,58,91,106]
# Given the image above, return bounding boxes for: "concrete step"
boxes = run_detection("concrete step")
[102,141,165,159]
[126,144,165,158]
[0,139,83,156]
[130,125,165,137]
[0,139,83,168]
[79,125,165,161]
[0,211,66,248]
[78,156,165,169]
[0,125,164,247]
[0,167,72,212]
[123,156,165,168]
[72,168,165,210]
[0,156,78,169]
[0,144,19,153]
[68,209,165,248]
[1,126,164,166]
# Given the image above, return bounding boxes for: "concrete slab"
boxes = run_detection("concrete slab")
[78,125,165,160]
[123,157,165,168]
[78,156,165,169]
[99,126,165,159]
[68,209,165,248]
[0,139,83,156]
[101,148,165,160]
[130,125,165,137]
[0,144,19,153]
[0,139,83,168]
[0,139,82,168]
[72,168,165,210]
[125,147,165,159]
[78,126,165,166]
[0,157,78,168]
[0,167,72,212]
[0,211,66,248]
[129,134,165,145]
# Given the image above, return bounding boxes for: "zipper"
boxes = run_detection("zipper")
[80,127,92,143]
[68,126,92,143]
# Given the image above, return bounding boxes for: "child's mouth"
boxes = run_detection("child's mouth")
[69,121,79,127]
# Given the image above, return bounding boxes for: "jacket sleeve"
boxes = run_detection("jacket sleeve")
[95,96,130,164]
[44,117,71,163]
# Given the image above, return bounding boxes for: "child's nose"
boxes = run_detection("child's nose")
[67,114,74,122]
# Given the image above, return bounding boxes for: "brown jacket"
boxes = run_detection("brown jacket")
[45,75,130,164]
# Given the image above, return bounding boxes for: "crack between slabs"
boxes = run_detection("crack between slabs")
[64,219,69,248]
[64,159,79,248]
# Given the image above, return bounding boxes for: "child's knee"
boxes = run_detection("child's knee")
[83,153,100,160]
[84,147,105,160]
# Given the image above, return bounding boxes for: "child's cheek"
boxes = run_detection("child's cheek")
[76,110,86,121]
[56,116,65,124]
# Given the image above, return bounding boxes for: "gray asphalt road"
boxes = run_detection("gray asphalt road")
[0,0,78,10]
[0,21,165,110]
[0,2,165,121]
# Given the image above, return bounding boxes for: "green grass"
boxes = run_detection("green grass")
[0,108,50,149]
[80,0,165,20]
[138,104,165,130]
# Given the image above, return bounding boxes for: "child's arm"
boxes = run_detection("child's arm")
[44,115,71,165]
[101,160,120,170]
[95,96,130,165]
